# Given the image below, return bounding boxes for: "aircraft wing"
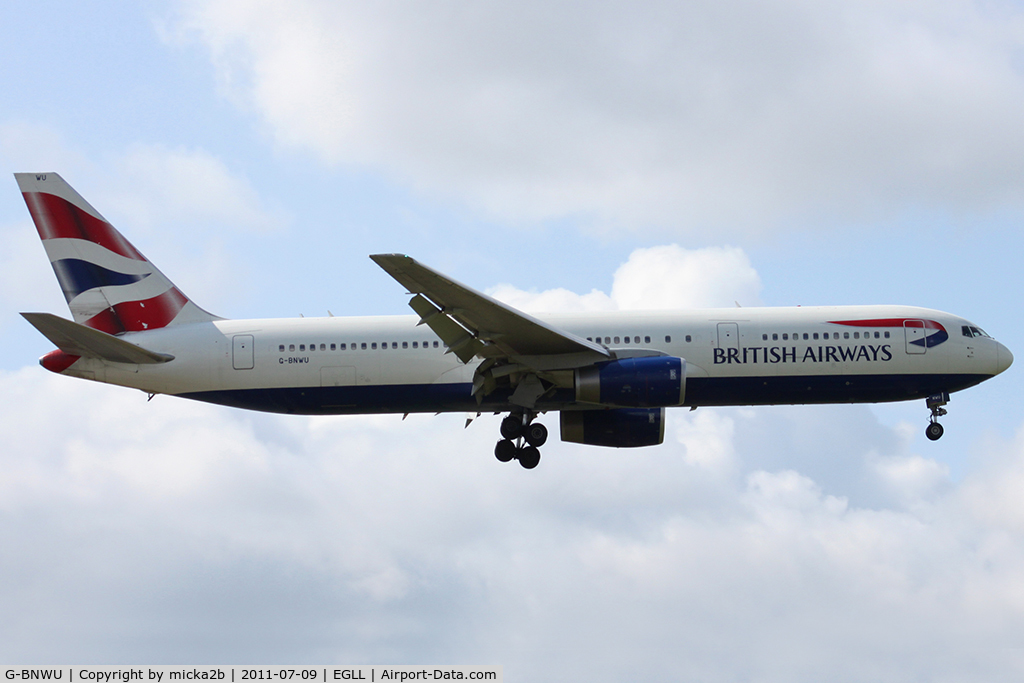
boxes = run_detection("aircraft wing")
[370,254,610,371]
[22,312,175,364]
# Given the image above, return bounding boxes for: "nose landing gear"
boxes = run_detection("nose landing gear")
[494,411,548,469]
[925,392,949,441]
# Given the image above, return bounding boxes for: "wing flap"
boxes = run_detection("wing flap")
[21,312,174,364]
[408,294,484,363]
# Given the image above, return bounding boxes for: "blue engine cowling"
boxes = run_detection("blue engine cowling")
[560,407,665,447]
[575,356,686,407]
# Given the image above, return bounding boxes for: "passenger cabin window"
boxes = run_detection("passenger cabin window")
[634,336,640,344]
[813,333,819,340]
[844,332,850,339]
[782,334,788,340]
[300,344,305,351]
[289,344,295,352]
[772,333,778,341]
[685,335,692,342]
[645,336,651,344]
[803,333,809,340]
[665,335,672,343]
[279,344,285,352]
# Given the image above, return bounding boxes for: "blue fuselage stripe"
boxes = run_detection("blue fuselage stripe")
[177,372,991,416]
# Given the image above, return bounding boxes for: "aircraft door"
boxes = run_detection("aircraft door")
[904,320,927,355]
[717,322,739,351]
[232,334,255,369]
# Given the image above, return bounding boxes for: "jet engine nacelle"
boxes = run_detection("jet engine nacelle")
[560,407,666,447]
[575,356,686,408]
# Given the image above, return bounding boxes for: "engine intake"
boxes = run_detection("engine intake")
[575,356,685,407]
[560,407,665,447]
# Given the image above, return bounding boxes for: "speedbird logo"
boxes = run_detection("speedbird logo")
[23,189,187,334]
[830,318,949,348]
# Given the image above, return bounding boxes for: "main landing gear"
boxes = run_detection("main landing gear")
[925,392,950,441]
[494,412,548,469]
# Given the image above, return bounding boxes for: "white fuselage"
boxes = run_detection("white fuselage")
[55,305,1011,415]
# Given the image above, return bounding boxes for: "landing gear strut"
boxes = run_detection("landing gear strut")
[925,392,949,441]
[494,411,548,469]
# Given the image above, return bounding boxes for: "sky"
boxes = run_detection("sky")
[2,0,1024,679]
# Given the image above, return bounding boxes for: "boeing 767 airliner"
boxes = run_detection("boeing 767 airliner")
[16,173,1013,469]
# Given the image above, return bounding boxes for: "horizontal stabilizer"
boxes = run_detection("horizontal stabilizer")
[21,312,174,364]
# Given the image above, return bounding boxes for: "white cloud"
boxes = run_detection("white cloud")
[173,0,1024,234]
[1,122,286,237]
[611,244,762,308]
[109,144,287,235]
[488,244,761,312]
[674,408,738,474]
[3,363,1024,678]
[486,283,615,313]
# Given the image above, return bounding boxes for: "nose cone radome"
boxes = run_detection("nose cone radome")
[996,342,1013,375]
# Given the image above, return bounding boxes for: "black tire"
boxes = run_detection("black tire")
[525,422,548,447]
[518,445,541,469]
[500,415,523,440]
[495,439,517,462]
[925,422,944,441]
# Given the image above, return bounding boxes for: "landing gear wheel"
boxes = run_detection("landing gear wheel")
[495,439,517,462]
[925,393,949,442]
[500,415,524,440]
[525,422,548,447]
[518,445,541,469]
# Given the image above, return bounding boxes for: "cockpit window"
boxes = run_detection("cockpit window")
[962,325,990,339]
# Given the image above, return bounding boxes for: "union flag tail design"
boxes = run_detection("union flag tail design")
[16,173,220,334]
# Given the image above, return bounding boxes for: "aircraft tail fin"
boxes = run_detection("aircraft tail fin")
[15,172,220,334]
